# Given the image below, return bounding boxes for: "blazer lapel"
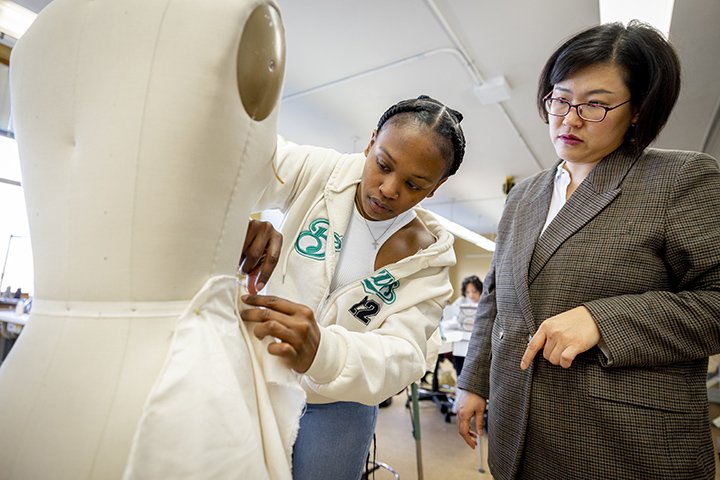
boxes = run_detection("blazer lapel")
[512,166,555,334]
[529,150,639,284]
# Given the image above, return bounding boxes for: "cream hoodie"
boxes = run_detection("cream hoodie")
[255,142,456,405]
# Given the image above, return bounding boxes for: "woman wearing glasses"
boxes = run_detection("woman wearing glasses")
[455,21,720,480]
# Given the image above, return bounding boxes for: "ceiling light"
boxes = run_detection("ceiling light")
[429,211,495,252]
[0,0,37,40]
[599,0,674,38]
[473,75,511,105]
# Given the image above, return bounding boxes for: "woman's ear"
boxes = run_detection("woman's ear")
[363,129,378,156]
[425,177,449,198]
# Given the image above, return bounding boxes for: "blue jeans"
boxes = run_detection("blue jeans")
[292,401,378,480]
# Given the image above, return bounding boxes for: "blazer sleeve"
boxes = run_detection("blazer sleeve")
[585,152,720,367]
[455,180,530,398]
[456,261,496,398]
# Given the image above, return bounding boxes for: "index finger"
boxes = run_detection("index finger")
[253,244,281,290]
[520,331,545,370]
[239,221,281,275]
[240,294,301,315]
[457,412,478,449]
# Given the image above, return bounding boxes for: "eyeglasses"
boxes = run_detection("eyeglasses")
[543,92,631,122]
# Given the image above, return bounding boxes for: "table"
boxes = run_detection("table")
[0,310,28,331]
[439,328,471,356]
[0,310,28,362]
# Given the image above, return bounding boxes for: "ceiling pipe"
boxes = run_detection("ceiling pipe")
[422,0,544,171]
[421,0,482,83]
[0,177,20,186]
[282,1,545,172]
[283,47,474,101]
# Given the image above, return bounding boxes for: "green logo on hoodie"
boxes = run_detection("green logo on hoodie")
[362,269,399,304]
[295,218,342,260]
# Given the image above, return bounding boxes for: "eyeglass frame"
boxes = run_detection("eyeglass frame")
[543,92,631,123]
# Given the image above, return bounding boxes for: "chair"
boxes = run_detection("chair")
[363,460,400,479]
[411,353,457,423]
[363,434,401,479]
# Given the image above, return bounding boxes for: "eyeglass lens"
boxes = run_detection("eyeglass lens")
[545,99,606,121]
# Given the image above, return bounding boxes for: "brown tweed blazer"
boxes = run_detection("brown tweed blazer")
[458,148,720,480]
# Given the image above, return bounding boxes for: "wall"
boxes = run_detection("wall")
[448,236,493,302]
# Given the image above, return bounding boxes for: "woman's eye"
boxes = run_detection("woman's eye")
[406,182,422,191]
[376,159,390,172]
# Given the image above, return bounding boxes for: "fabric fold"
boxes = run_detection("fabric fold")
[123,275,305,480]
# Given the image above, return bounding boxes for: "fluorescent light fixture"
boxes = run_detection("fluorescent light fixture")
[0,0,37,40]
[599,0,674,38]
[430,211,495,252]
[473,75,511,105]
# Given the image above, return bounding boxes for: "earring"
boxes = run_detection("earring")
[626,123,637,143]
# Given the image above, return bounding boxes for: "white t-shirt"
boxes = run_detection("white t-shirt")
[330,204,416,291]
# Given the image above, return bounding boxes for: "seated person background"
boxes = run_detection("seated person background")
[440,274,483,377]
[442,274,483,331]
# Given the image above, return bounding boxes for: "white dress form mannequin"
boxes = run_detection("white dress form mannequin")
[0,1,300,478]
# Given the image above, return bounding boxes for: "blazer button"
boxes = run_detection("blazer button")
[527,334,533,342]
[498,329,504,339]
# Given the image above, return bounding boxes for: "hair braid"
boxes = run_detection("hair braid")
[376,95,466,177]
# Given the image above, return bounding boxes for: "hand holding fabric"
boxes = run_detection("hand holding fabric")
[240,294,321,373]
[239,219,283,294]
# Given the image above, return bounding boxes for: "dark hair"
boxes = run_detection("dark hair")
[537,20,681,155]
[461,275,483,297]
[376,95,466,176]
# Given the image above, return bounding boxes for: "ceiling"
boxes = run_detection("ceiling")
[14,0,720,235]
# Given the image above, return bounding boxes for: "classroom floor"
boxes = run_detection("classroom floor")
[372,366,720,480]
[372,389,489,480]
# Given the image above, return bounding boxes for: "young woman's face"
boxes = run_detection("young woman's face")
[357,121,448,221]
[548,62,637,166]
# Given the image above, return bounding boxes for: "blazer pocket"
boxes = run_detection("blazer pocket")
[490,317,505,360]
[586,364,692,413]
[492,317,504,341]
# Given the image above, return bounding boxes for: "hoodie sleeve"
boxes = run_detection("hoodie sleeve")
[253,141,343,214]
[302,298,445,406]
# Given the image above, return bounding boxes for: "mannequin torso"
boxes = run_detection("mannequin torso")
[0,0,287,478]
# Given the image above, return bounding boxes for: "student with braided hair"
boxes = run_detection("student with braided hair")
[241,95,466,479]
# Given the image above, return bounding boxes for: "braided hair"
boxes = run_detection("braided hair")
[376,95,466,177]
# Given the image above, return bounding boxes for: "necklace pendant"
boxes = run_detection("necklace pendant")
[372,240,378,249]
